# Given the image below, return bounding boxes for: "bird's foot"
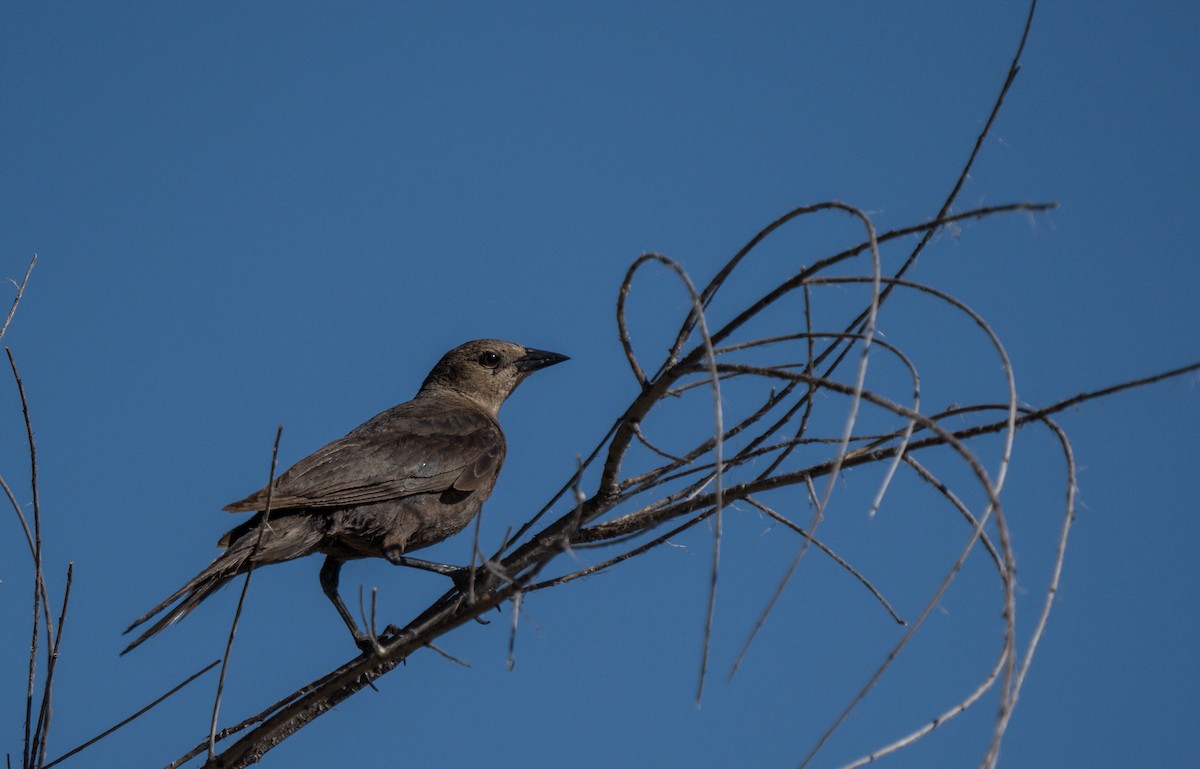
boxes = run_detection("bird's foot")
[444,561,519,598]
[352,630,383,656]
[352,624,402,656]
[442,566,478,594]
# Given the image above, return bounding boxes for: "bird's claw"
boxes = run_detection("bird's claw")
[353,632,381,656]
[352,624,401,656]
[443,566,476,594]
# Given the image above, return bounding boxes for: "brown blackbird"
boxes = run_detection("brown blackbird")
[122,339,567,654]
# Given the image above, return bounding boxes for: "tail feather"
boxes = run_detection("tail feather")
[121,514,323,655]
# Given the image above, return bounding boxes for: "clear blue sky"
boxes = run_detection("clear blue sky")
[2,3,1197,768]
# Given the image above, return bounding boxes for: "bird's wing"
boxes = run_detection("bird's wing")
[222,402,504,512]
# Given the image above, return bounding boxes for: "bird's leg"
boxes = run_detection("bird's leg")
[386,554,466,577]
[319,555,378,653]
[384,550,515,602]
[384,550,485,596]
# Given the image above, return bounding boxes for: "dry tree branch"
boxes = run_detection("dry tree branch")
[837,645,1008,769]
[3,257,223,769]
[165,666,352,769]
[182,200,1036,769]
[0,259,53,769]
[725,331,921,681]
[622,252,726,702]
[180,356,1189,769]
[175,207,1198,768]
[154,3,1193,764]
[834,411,1076,769]
[0,259,117,769]
[986,414,1077,767]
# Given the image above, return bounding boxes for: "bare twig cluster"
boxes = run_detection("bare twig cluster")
[180,189,1198,769]
[2,256,75,769]
[3,260,222,769]
[154,2,1195,765]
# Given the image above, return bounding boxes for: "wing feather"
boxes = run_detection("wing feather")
[222,397,504,513]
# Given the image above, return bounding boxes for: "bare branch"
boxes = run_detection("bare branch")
[208,426,285,758]
[0,255,36,342]
[134,4,1191,762]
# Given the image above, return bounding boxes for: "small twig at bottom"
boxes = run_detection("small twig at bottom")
[42,660,220,769]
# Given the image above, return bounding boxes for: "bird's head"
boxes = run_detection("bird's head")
[418,339,568,416]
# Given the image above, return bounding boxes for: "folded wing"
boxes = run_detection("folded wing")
[223,400,504,513]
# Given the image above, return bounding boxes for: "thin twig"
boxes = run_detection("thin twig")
[985,414,1076,768]
[166,665,349,769]
[423,642,470,668]
[43,661,221,769]
[31,563,73,769]
[9,346,50,769]
[0,255,36,342]
[506,591,522,671]
[24,564,40,769]
[208,425,284,758]
[745,497,905,624]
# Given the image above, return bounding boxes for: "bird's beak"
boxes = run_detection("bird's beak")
[515,348,570,372]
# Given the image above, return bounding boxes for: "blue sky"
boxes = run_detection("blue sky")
[2,3,1197,768]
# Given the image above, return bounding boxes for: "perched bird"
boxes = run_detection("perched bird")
[122,339,567,654]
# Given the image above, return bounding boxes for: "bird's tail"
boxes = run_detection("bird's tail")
[121,513,323,655]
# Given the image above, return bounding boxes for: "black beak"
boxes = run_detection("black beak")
[515,348,569,373]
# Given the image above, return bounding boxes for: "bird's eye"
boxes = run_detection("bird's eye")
[478,351,501,369]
